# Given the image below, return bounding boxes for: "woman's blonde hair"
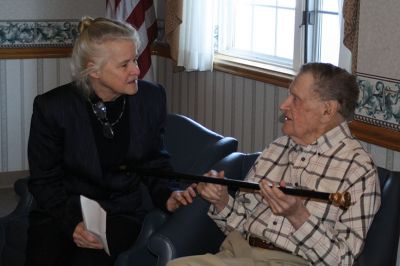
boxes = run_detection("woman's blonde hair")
[70,16,141,96]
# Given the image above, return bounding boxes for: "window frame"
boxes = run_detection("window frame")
[213,53,294,87]
[215,0,302,73]
[213,0,342,84]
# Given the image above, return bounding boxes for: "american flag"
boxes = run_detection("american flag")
[106,0,157,81]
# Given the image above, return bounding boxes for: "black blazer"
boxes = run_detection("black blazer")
[28,80,173,236]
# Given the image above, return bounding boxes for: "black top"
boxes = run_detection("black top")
[28,80,174,238]
[87,95,129,171]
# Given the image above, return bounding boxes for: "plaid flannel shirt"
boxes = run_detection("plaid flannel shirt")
[209,122,381,266]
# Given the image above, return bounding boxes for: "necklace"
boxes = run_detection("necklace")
[89,96,126,139]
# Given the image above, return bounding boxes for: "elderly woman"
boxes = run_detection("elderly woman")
[26,17,195,266]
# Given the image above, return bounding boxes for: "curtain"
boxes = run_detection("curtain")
[338,0,351,72]
[165,0,182,64]
[341,0,360,73]
[165,0,215,71]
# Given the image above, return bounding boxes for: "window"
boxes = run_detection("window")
[214,0,341,72]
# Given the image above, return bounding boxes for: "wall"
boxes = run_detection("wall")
[0,0,104,185]
[1,0,400,176]
[358,0,400,79]
[156,57,286,152]
[0,0,104,20]
[0,58,71,173]
[154,57,400,171]
[354,0,400,147]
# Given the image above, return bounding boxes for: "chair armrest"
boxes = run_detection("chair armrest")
[148,196,225,266]
[116,209,170,266]
[12,178,35,218]
[0,177,34,222]
[0,177,33,266]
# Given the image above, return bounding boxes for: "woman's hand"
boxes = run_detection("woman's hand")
[197,170,229,213]
[166,183,197,212]
[259,179,310,229]
[73,222,104,249]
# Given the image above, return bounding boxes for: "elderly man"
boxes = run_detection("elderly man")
[168,63,381,266]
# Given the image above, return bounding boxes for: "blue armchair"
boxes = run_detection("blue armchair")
[353,167,400,266]
[0,178,34,266]
[114,113,238,265]
[142,152,400,266]
[145,152,260,266]
[0,113,237,266]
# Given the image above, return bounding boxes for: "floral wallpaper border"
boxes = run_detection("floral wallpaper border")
[0,20,78,48]
[355,72,400,131]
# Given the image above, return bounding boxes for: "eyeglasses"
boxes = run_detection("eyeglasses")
[90,97,126,139]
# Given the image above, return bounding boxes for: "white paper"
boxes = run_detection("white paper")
[80,195,110,255]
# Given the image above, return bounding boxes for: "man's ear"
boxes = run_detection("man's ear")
[321,100,340,122]
[87,62,100,79]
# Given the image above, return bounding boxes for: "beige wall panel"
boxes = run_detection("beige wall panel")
[179,71,188,115]
[204,71,214,130]
[196,71,206,126]
[187,71,197,119]
[0,0,104,20]
[222,74,233,137]
[254,81,266,152]
[358,0,400,78]
[59,58,72,85]
[214,71,225,134]
[242,79,254,153]
[232,77,245,151]
[5,60,23,171]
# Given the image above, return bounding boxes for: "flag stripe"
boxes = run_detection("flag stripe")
[115,0,122,8]
[147,20,157,45]
[138,44,152,78]
[127,1,147,29]
[106,0,156,80]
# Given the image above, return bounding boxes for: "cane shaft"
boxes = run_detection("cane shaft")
[133,168,350,208]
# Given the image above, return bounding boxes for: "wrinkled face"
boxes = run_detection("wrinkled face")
[89,39,140,101]
[280,73,327,145]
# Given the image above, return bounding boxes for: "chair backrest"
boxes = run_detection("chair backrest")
[141,113,238,210]
[165,114,238,175]
[354,167,400,266]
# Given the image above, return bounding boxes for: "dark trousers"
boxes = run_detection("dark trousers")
[25,212,141,266]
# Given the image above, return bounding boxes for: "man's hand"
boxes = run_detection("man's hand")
[73,222,103,249]
[259,180,310,229]
[197,170,229,213]
[166,183,197,212]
